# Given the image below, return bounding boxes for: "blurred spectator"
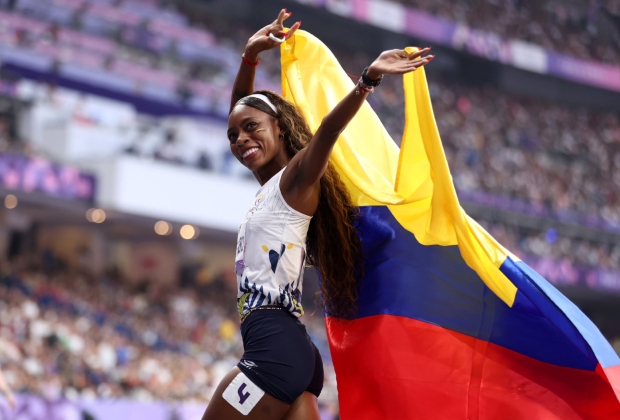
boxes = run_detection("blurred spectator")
[154,128,183,164]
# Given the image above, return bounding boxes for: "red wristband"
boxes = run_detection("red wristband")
[241,54,260,67]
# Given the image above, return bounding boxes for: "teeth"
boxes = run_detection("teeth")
[242,147,259,158]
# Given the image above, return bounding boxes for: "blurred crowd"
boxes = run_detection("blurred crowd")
[480,221,620,271]
[0,252,338,417]
[0,0,280,114]
[2,0,617,119]
[397,0,620,64]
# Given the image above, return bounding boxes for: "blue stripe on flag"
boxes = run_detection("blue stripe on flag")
[355,205,599,370]
[502,258,620,370]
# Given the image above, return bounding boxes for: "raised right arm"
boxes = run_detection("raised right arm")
[229,10,301,112]
[229,48,258,110]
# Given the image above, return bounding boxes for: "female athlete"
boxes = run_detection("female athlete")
[202,9,433,420]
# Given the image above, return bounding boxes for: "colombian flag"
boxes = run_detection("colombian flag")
[281,31,620,419]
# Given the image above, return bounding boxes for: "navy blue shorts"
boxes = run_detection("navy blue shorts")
[237,309,324,405]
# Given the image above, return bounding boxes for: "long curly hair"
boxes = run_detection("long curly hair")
[233,90,364,319]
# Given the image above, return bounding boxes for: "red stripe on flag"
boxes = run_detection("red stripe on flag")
[326,314,620,419]
[605,364,620,402]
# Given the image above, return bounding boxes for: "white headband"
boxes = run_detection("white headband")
[240,93,278,114]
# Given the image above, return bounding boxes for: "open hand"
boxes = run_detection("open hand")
[366,48,434,80]
[245,9,302,61]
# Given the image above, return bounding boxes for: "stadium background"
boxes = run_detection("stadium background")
[0,0,618,418]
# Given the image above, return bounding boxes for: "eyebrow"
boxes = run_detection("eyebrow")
[227,117,256,135]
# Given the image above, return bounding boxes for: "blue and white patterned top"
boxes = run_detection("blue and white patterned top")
[235,167,311,320]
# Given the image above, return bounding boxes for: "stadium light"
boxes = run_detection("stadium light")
[4,195,17,209]
[86,208,106,224]
[180,224,199,240]
[154,221,172,236]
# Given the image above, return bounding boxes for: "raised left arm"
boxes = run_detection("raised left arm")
[281,48,433,212]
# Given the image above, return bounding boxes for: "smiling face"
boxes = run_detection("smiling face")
[227,105,290,183]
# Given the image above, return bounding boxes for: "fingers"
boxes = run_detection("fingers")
[407,47,431,60]
[420,55,435,65]
[271,9,298,39]
[276,8,292,25]
[409,55,434,70]
[276,8,286,25]
[405,47,434,69]
[394,55,435,74]
[368,46,435,76]
[286,21,302,39]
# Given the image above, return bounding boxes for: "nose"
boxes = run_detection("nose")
[235,133,250,148]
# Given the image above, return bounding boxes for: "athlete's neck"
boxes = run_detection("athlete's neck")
[254,157,289,185]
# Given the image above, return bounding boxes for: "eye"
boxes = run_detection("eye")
[246,122,258,130]
[228,133,238,143]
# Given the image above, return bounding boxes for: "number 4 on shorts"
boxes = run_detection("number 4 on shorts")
[222,372,266,415]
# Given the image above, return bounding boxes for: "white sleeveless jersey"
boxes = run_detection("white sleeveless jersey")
[235,167,311,319]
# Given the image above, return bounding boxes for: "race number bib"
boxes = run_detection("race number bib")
[222,372,265,415]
